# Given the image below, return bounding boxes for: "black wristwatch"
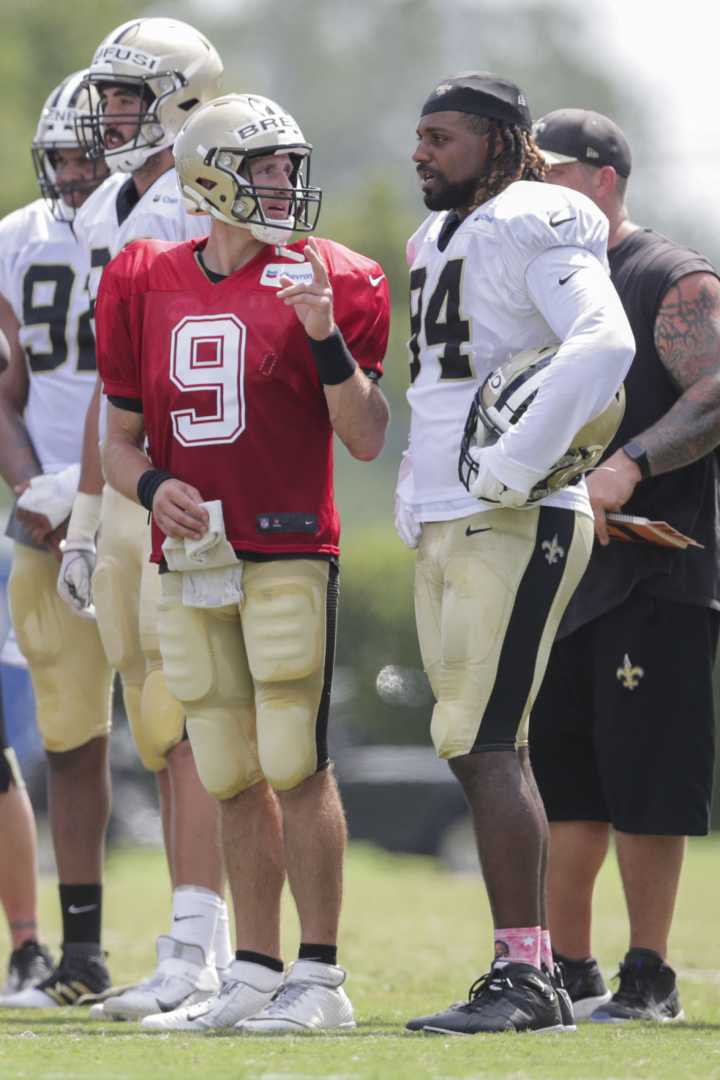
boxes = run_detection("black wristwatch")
[622,440,651,480]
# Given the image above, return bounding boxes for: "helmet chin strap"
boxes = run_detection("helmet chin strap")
[249,219,295,245]
[105,129,170,175]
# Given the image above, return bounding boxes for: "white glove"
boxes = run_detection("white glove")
[17,464,80,528]
[57,492,103,618]
[58,541,97,618]
[468,447,530,509]
[394,450,422,549]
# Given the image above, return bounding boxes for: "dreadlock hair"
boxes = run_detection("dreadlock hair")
[465,115,548,207]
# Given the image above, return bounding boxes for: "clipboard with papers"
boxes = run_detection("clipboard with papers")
[605,512,704,550]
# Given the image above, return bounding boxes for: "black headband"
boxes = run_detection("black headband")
[421,75,532,131]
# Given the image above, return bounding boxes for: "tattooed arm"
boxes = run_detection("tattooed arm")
[586,270,720,544]
[642,271,720,471]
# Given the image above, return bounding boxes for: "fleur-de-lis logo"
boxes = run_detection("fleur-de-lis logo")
[617,653,644,690]
[541,534,565,565]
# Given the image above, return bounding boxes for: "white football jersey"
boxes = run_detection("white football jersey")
[405,180,629,520]
[74,167,210,303]
[0,199,96,473]
[74,168,211,439]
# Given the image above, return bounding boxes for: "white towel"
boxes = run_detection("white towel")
[162,500,237,572]
[161,500,243,608]
[181,564,244,609]
[17,464,81,528]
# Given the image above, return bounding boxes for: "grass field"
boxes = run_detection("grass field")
[2,839,720,1079]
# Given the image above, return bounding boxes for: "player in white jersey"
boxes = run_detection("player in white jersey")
[54,18,235,1022]
[398,73,634,1036]
[0,71,115,1007]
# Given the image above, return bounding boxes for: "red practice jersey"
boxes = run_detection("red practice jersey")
[96,236,390,562]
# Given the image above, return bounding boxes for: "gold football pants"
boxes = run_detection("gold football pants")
[415,506,593,757]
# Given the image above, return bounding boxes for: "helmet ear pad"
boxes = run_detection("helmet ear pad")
[458,345,626,501]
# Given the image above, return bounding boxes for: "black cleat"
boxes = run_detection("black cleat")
[0,940,54,998]
[543,962,576,1032]
[591,948,684,1023]
[406,961,563,1035]
[553,952,611,1021]
[0,948,111,1008]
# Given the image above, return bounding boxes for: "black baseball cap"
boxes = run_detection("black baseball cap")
[421,72,532,131]
[533,108,632,177]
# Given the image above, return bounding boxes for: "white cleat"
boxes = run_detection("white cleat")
[0,986,63,1008]
[140,959,282,1032]
[236,960,356,1035]
[101,936,219,1021]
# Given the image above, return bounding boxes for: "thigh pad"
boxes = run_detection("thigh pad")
[9,544,112,751]
[242,561,327,684]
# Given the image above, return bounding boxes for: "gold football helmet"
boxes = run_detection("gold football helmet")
[174,93,321,244]
[77,17,223,173]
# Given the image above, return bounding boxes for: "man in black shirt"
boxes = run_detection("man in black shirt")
[530,109,720,1023]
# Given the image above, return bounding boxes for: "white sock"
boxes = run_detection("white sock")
[169,886,221,959]
[213,902,233,972]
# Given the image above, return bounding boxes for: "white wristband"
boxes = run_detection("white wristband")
[66,492,103,544]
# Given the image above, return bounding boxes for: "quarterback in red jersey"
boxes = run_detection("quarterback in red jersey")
[97,233,387,562]
[99,93,390,1035]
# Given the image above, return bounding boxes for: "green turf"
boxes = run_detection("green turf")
[2,839,720,1079]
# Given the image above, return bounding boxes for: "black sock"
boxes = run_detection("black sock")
[59,884,102,947]
[298,943,337,966]
[235,950,284,973]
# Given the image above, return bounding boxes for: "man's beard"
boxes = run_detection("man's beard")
[423,173,481,212]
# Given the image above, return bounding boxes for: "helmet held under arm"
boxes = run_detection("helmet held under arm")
[458,345,626,502]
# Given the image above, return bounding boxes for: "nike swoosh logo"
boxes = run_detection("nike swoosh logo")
[465,525,492,536]
[68,904,98,915]
[173,914,202,922]
[549,213,576,228]
[559,270,581,286]
[368,274,385,287]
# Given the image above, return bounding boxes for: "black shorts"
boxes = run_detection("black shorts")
[529,590,718,836]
